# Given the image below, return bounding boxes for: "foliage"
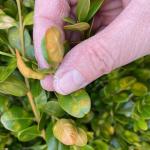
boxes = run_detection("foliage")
[0,0,150,150]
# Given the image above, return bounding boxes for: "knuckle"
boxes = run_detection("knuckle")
[86,38,115,75]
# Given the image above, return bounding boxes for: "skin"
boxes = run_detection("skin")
[34,0,150,95]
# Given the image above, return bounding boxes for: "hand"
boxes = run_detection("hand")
[34,0,150,95]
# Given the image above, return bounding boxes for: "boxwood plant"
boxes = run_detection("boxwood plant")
[0,0,150,149]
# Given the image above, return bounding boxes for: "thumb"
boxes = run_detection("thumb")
[54,0,150,95]
[33,0,70,91]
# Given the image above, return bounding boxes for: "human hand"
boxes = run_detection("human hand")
[34,0,150,95]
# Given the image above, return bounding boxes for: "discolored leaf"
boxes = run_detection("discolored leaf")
[0,58,17,82]
[75,128,88,146]
[46,122,70,150]
[1,106,33,132]
[16,50,45,79]
[53,119,78,146]
[53,119,87,147]
[64,22,90,32]
[57,89,91,118]
[43,101,65,117]
[63,17,76,24]
[86,0,104,21]
[0,9,16,29]
[17,125,41,142]
[131,82,148,96]
[119,76,136,91]
[0,75,28,96]
[76,0,90,22]
[42,26,64,67]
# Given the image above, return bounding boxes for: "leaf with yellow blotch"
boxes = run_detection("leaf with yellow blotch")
[57,89,91,118]
[16,50,45,80]
[42,26,64,67]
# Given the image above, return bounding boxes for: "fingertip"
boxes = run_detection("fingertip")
[53,69,87,95]
[40,75,54,91]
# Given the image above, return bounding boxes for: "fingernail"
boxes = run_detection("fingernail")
[54,69,86,95]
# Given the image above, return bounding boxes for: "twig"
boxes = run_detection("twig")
[16,0,46,141]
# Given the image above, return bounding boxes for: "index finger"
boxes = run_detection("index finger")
[33,0,70,91]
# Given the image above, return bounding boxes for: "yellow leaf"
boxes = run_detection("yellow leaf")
[53,119,78,145]
[16,50,45,80]
[45,26,64,66]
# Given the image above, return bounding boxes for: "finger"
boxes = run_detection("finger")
[54,0,150,95]
[33,0,70,91]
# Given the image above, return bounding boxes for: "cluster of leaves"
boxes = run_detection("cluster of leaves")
[0,0,150,150]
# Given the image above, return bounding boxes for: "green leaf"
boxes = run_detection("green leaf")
[8,27,31,52]
[64,22,90,32]
[133,69,150,80]
[25,44,35,59]
[0,58,17,82]
[17,125,41,142]
[131,82,148,96]
[0,9,16,29]
[0,95,9,113]
[38,113,47,130]
[43,101,65,117]
[112,92,131,103]
[46,122,58,150]
[3,0,17,18]
[117,101,135,117]
[35,90,47,110]
[57,89,91,118]
[1,106,33,132]
[76,0,90,22]
[0,75,28,97]
[123,130,139,144]
[93,140,109,150]
[0,30,8,45]
[86,0,104,21]
[31,80,47,110]
[80,145,94,150]
[63,17,76,25]
[139,105,150,119]
[58,142,70,150]
[23,11,34,26]
[23,0,34,8]
[134,118,148,131]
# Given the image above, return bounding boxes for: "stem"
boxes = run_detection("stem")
[0,51,14,58]
[16,0,46,140]
[27,91,40,122]
[16,0,25,56]
[8,45,15,55]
